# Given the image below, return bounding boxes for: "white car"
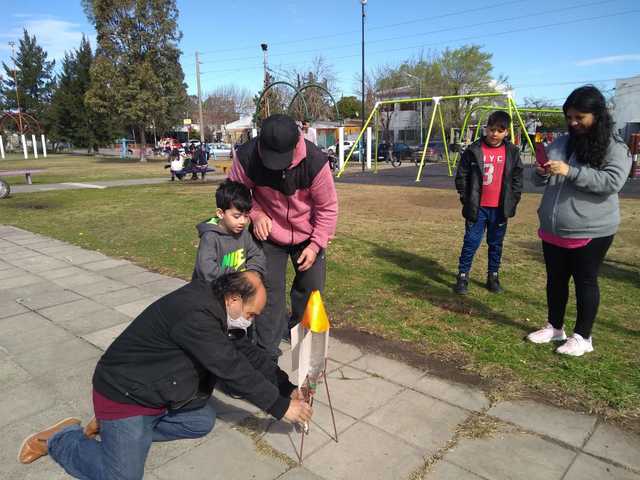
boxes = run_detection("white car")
[208,143,232,157]
[326,140,356,155]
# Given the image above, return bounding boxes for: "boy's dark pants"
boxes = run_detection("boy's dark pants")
[255,240,326,359]
[458,207,507,274]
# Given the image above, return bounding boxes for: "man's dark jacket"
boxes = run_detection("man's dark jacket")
[92,280,295,419]
[454,138,524,222]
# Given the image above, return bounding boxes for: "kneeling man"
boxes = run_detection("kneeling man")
[18,271,312,479]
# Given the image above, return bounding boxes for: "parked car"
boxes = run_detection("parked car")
[208,142,232,157]
[412,141,444,162]
[376,142,413,162]
[326,140,355,155]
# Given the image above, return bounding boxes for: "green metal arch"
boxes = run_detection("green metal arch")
[288,83,341,123]
[254,81,309,125]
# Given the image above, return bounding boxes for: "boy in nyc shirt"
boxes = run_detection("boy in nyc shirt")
[454,111,524,294]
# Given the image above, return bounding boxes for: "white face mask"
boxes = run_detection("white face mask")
[227,313,252,331]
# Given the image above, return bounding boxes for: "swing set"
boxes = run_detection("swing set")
[336,92,563,182]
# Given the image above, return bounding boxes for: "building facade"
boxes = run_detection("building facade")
[613,75,640,142]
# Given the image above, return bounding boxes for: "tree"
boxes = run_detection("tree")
[49,36,117,152]
[201,85,253,139]
[288,56,338,121]
[368,46,508,137]
[336,96,361,119]
[522,97,566,131]
[438,45,508,131]
[83,0,188,161]
[0,29,55,129]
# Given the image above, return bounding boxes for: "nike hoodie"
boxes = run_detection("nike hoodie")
[192,218,266,283]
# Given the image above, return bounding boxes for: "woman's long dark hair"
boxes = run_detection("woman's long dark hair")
[563,85,613,169]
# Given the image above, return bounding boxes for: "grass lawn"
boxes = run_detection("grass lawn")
[1,182,638,430]
[0,153,232,185]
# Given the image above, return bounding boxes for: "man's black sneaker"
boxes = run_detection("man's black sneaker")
[453,272,469,295]
[486,272,503,293]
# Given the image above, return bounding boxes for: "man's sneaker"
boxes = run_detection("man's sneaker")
[526,323,567,344]
[486,272,503,293]
[556,333,594,357]
[453,272,469,295]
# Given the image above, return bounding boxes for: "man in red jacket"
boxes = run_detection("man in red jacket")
[229,114,338,359]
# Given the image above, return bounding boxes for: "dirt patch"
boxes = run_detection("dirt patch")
[331,326,487,388]
[11,202,55,210]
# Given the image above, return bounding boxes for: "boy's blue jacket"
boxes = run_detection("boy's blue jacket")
[454,138,524,222]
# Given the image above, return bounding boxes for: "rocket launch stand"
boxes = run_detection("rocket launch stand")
[297,359,339,465]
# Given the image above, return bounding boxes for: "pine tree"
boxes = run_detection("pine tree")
[83,0,188,161]
[49,36,117,151]
[0,29,56,129]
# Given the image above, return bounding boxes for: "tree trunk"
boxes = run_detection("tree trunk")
[139,126,147,162]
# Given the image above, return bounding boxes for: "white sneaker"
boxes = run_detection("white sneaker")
[556,333,594,357]
[526,323,567,344]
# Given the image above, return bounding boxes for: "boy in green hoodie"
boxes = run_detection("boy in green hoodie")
[192,180,266,283]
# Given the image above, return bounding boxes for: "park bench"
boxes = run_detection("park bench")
[0,169,46,185]
[0,169,47,199]
[167,166,216,181]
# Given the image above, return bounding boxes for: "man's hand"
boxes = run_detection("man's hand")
[284,399,313,424]
[291,386,315,401]
[297,246,317,272]
[253,215,272,241]
[544,160,569,177]
[535,165,549,176]
[290,389,304,401]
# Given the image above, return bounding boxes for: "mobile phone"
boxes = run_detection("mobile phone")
[535,143,549,167]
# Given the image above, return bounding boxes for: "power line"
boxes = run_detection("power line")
[191,0,619,67]
[511,77,620,88]
[195,8,639,77]
[189,0,530,58]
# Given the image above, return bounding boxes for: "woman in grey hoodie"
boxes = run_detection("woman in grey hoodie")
[526,86,631,357]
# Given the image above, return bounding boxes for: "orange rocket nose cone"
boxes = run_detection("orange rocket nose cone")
[301,290,330,333]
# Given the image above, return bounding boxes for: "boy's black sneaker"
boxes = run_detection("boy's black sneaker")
[453,272,469,295]
[486,272,503,293]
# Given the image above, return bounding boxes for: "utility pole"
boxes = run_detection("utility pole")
[261,43,270,118]
[8,41,24,134]
[195,51,205,143]
[360,0,367,171]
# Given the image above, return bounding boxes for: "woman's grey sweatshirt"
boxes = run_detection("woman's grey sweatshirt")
[534,135,631,238]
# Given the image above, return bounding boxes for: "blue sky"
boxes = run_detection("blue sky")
[1,0,639,106]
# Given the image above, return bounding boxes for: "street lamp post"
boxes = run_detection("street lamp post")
[403,72,423,145]
[360,0,367,171]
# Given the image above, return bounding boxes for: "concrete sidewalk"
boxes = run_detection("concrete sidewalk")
[0,224,638,480]
[8,174,227,194]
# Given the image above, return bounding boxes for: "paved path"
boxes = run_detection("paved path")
[337,163,640,198]
[8,174,228,194]
[1,225,639,480]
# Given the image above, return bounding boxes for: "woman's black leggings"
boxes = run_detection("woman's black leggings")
[542,235,614,339]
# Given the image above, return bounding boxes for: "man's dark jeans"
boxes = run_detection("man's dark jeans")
[458,207,507,274]
[256,240,326,359]
[48,402,216,480]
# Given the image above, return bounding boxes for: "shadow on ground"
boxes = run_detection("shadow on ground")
[370,242,532,334]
